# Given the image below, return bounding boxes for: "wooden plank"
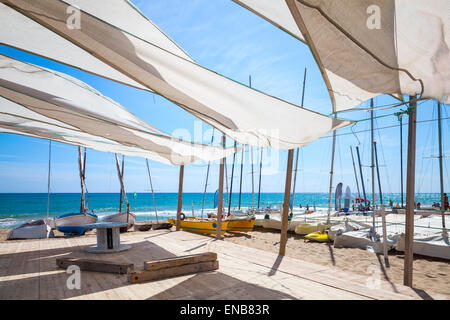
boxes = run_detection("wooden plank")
[56,257,133,274]
[129,260,219,284]
[144,252,217,271]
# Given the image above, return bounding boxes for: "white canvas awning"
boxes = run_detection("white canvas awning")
[1,0,351,149]
[234,0,450,112]
[0,54,238,165]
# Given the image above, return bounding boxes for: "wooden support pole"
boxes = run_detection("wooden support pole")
[404,95,417,287]
[176,165,184,231]
[216,136,226,239]
[279,149,294,256]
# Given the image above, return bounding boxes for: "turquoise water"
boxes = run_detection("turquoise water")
[0,192,443,228]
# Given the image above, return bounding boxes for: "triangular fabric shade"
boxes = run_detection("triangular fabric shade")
[234,0,450,112]
[0,54,238,165]
[1,0,352,149]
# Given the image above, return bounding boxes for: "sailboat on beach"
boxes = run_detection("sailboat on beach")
[102,154,136,231]
[55,147,98,235]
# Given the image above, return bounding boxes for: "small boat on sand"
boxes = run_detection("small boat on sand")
[168,218,229,235]
[7,219,54,240]
[55,212,98,235]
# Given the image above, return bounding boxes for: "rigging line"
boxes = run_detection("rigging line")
[145,158,158,223]
[333,97,429,114]
[374,116,392,194]
[320,116,450,139]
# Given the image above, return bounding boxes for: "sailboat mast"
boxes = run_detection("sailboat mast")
[228,141,237,214]
[291,68,307,213]
[291,148,300,213]
[437,101,446,229]
[145,159,159,223]
[257,147,263,209]
[350,146,361,198]
[356,146,368,209]
[251,146,255,210]
[46,140,52,219]
[78,146,85,213]
[114,154,129,222]
[119,155,124,213]
[327,116,337,224]
[201,129,215,217]
[238,148,244,210]
[371,100,376,229]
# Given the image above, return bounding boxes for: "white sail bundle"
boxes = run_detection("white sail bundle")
[233,0,450,112]
[0,0,351,149]
[0,54,238,165]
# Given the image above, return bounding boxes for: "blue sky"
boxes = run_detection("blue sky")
[0,0,448,194]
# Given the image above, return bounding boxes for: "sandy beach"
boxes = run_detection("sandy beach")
[1,226,449,297]
[219,227,450,297]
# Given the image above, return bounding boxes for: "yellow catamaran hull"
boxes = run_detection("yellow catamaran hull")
[226,217,255,232]
[168,218,229,235]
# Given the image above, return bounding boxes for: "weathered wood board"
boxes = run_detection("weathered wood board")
[130,260,219,284]
[56,257,134,274]
[144,252,217,271]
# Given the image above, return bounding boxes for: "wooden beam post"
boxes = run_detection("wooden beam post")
[279,149,294,256]
[216,135,226,239]
[176,165,184,231]
[404,95,417,287]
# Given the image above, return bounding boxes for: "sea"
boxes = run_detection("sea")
[0,192,443,229]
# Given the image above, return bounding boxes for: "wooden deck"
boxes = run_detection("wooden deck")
[0,230,447,300]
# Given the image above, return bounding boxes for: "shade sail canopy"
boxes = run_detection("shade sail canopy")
[234,0,450,112]
[0,54,238,165]
[1,0,351,149]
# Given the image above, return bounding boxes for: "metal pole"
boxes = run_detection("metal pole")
[404,95,417,287]
[46,140,52,219]
[356,146,368,210]
[145,159,159,223]
[437,101,446,230]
